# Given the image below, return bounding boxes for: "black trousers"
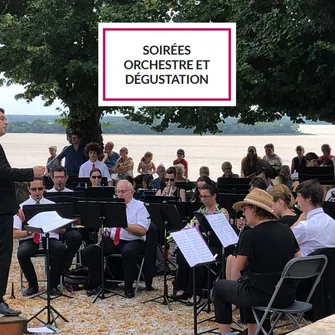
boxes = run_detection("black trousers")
[213,279,294,324]
[83,238,145,289]
[62,229,83,270]
[0,215,13,301]
[17,238,67,289]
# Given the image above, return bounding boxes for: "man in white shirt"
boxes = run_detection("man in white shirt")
[13,178,67,297]
[82,180,150,298]
[78,142,113,186]
[46,166,83,275]
[292,180,335,256]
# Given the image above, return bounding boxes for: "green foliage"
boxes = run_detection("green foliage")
[0,0,334,139]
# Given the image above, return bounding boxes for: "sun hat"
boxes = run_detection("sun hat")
[232,188,278,219]
[49,145,57,151]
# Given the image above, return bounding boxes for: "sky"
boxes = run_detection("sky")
[0,83,62,115]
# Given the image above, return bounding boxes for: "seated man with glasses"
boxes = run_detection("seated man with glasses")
[155,166,186,201]
[13,178,67,297]
[46,166,83,277]
[82,180,150,298]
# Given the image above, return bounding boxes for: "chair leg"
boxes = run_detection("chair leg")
[135,257,145,295]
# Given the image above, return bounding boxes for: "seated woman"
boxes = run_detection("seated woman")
[90,168,102,187]
[268,184,299,227]
[191,176,212,203]
[174,163,188,183]
[221,161,239,178]
[213,188,300,335]
[273,165,293,189]
[174,183,230,305]
[115,147,134,180]
[134,151,156,189]
[155,166,186,202]
[305,152,319,167]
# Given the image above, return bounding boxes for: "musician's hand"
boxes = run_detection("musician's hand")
[105,231,110,239]
[236,217,246,230]
[33,166,46,177]
[17,208,25,222]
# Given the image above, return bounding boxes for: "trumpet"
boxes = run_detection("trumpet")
[35,196,44,251]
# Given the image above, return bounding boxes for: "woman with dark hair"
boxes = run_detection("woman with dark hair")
[155,166,186,201]
[89,168,102,187]
[174,183,229,305]
[191,176,212,203]
[240,146,264,178]
[248,176,267,192]
[213,189,300,335]
[305,152,319,167]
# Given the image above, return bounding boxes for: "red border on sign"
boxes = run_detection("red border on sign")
[102,28,232,101]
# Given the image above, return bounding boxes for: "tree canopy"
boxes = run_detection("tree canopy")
[0,0,334,142]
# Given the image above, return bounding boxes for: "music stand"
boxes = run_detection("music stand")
[217,178,250,194]
[84,186,115,199]
[24,208,76,327]
[144,195,180,203]
[217,193,247,221]
[323,201,335,220]
[142,203,184,310]
[175,181,195,191]
[78,200,127,303]
[298,166,335,185]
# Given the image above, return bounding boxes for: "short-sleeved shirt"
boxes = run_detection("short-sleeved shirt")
[104,152,120,170]
[78,160,111,182]
[238,221,299,296]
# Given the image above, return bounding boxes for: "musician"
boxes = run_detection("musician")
[174,183,229,305]
[292,180,335,256]
[82,180,150,298]
[325,187,335,202]
[13,178,67,297]
[78,142,113,186]
[155,166,186,202]
[46,166,83,275]
[89,168,103,187]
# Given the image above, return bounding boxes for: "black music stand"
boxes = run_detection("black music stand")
[84,186,115,199]
[175,181,195,191]
[298,166,335,184]
[217,178,250,194]
[323,201,335,220]
[142,203,184,310]
[25,213,75,327]
[79,200,127,303]
[143,195,180,203]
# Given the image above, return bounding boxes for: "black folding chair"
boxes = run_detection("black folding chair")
[252,255,328,335]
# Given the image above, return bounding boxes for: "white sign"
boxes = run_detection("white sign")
[99,22,236,107]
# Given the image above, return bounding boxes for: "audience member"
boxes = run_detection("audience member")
[13,178,67,297]
[263,143,283,175]
[292,180,335,256]
[45,145,60,176]
[102,141,119,179]
[291,145,306,172]
[191,176,212,203]
[213,188,300,335]
[152,164,166,190]
[274,165,293,189]
[79,142,112,186]
[199,166,210,178]
[83,180,150,298]
[221,161,239,178]
[173,149,188,177]
[57,132,88,175]
[240,146,264,178]
[318,144,334,165]
[115,147,134,180]
[248,176,267,192]
[174,163,187,183]
[305,152,319,167]
[134,151,156,189]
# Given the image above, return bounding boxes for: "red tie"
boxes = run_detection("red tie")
[92,163,95,170]
[114,228,121,245]
[33,233,40,244]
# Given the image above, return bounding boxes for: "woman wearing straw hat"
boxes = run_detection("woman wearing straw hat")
[213,188,301,335]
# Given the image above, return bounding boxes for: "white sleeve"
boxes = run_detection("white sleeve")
[292,222,307,245]
[78,164,85,178]
[13,215,22,230]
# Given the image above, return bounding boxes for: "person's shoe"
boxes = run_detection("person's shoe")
[185,295,201,306]
[0,302,21,316]
[124,288,135,299]
[50,287,62,298]
[22,286,38,297]
[86,286,101,297]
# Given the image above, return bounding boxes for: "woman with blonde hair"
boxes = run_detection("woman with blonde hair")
[268,184,299,227]
[134,151,156,188]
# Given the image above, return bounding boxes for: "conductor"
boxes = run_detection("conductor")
[0,107,45,316]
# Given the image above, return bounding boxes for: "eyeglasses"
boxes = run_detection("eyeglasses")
[199,195,211,199]
[0,116,7,121]
[91,175,102,179]
[165,178,175,182]
[30,187,44,191]
[116,189,131,194]
[241,205,251,213]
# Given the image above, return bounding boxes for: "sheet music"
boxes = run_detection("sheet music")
[205,213,239,247]
[27,211,75,233]
[171,228,215,267]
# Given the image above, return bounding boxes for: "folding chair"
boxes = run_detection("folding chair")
[252,255,328,335]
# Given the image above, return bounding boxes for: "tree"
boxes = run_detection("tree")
[0,0,334,140]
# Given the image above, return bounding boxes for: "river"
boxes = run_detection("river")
[1,124,334,181]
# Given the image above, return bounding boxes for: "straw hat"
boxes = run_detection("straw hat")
[232,188,278,219]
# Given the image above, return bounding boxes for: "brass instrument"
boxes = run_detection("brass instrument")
[35,197,44,251]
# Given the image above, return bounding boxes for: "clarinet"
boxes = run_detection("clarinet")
[57,183,61,192]
[35,196,44,251]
